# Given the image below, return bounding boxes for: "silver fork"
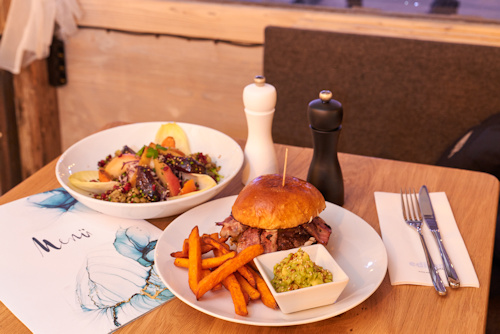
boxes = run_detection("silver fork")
[401,188,447,296]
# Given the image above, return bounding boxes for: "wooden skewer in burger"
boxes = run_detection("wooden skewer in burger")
[217,172,332,253]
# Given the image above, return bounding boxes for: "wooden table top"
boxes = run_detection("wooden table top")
[1,143,498,333]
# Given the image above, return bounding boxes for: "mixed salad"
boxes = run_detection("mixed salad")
[68,123,221,203]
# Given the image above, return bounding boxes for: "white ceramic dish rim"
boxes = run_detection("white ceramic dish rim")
[154,195,388,326]
[55,122,244,218]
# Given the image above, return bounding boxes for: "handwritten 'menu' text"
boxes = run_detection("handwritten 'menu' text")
[32,229,92,257]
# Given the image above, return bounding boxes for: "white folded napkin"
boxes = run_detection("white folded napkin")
[374,191,479,287]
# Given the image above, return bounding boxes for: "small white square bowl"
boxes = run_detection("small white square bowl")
[253,244,349,314]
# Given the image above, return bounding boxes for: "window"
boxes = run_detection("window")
[236,0,500,22]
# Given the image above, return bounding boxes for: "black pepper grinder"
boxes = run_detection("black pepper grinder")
[306,90,344,206]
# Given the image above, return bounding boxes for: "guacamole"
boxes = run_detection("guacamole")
[271,248,333,293]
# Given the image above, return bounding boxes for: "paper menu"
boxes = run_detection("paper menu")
[0,188,174,333]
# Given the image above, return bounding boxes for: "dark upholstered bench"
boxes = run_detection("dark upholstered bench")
[263,26,500,165]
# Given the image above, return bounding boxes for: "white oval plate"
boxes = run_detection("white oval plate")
[55,122,243,219]
[155,196,388,326]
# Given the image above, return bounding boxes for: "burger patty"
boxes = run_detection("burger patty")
[216,215,332,253]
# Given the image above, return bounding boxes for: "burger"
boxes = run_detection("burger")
[217,174,332,253]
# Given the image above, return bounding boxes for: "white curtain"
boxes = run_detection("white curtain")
[0,0,82,74]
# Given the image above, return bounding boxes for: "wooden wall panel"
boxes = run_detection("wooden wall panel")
[13,59,61,179]
[5,0,500,156]
[0,69,21,194]
[0,0,14,194]
[77,0,500,46]
[57,29,262,149]
[56,0,500,150]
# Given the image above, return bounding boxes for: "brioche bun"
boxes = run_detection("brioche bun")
[231,174,326,230]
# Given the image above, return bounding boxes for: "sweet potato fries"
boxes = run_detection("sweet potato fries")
[170,226,278,315]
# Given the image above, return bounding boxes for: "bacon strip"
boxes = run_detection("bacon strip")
[302,217,332,245]
[216,215,332,253]
[216,215,247,238]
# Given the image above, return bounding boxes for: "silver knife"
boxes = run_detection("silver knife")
[419,185,460,288]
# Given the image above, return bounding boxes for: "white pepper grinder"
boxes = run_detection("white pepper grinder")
[241,75,279,185]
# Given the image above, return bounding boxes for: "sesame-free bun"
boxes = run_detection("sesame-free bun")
[231,174,326,230]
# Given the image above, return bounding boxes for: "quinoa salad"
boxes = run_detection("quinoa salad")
[68,123,222,203]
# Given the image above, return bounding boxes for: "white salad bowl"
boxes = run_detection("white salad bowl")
[254,244,349,314]
[55,122,244,219]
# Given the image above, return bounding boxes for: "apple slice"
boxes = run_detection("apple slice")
[104,153,140,178]
[154,159,181,196]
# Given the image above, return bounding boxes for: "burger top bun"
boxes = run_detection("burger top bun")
[231,174,326,230]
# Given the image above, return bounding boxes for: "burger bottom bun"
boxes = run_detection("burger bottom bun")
[232,174,326,230]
